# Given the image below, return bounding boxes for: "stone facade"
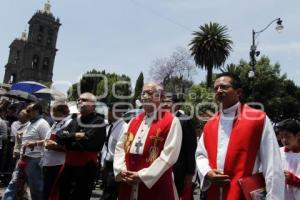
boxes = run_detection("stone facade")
[3,2,60,84]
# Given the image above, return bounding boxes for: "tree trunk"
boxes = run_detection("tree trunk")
[206,66,213,88]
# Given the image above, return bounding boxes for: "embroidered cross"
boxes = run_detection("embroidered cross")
[151,132,164,146]
[135,140,143,154]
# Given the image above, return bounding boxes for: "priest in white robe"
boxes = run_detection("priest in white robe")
[114,83,182,200]
[196,72,284,200]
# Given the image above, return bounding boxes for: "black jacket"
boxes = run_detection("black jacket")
[56,112,106,152]
[173,111,197,194]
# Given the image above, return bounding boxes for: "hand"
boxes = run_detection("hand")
[206,169,230,186]
[25,141,37,151]
[116,170,128,182]
[124,171,142,185]
[75,132,86,140]
[45,139,58,150]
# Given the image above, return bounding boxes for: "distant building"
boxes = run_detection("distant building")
[3,0,61,84]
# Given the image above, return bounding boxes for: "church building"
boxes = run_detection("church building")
[3,1,60,84]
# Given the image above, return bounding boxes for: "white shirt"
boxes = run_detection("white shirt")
[114,113,182,199]
[11,121,30,154]
[42,116,72,166]
[101,118,127,163]
[280,147,300,200]
[196,102,284,200]
[22,118,50,158]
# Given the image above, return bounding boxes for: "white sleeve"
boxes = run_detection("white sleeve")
[113,125,128,180]
[195,134,212,191]
[259,116,284,200]
[101,144,107,167]
[137,117,182,189]
[38,120,51,140]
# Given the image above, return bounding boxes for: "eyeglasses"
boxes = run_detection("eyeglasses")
[213,84,233,92]
[141,90,155,96]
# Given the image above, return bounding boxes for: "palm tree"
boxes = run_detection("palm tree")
[220,63,241,75]
[189,22,233,88]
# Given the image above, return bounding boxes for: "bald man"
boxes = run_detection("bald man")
[53,93,106,200]
[114,83,183,200]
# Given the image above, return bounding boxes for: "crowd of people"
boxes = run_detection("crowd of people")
[0,72,299,200]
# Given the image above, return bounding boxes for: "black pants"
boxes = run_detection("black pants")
[59,162,97,200]
[100,161,119,200]
[43,165,62,200]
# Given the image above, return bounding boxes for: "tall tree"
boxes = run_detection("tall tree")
[68,69,132,104]
[221,56,300,122]
[189,22,233,88]
[96,73,131,104]
[149,47,196,92]
[133,72,144,102]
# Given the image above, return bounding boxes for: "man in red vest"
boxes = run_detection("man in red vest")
[196,72,284,199]
[113,83,182,200]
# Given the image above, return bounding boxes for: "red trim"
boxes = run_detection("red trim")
[65,150,98,166]
[286,172,300,187]
[284,146,300,153]
[119,111,176,200]
[203,104,266,200]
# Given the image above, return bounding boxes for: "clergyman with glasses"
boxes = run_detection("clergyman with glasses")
[113,83,182,200]
[51,92,106,200]
[195,72,284,199]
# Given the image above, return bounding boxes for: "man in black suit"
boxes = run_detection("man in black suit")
[163,93,197,200]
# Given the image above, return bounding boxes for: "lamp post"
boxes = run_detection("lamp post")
[248,18,284,78]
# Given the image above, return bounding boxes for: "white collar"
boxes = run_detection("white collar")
[221,102,240,115]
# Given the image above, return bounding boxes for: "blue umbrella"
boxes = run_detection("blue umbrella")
[11,81,47,94]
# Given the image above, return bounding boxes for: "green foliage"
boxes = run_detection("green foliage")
[67,83,79,101]
[96,73,131,103]
[221,56,300,122]
[190,22,233,88]
[164,76,193,94]
[133,72,144,102]
[68,69,132,103]
[183,83,215,122]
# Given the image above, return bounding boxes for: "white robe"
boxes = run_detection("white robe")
[280,147,300,200]
[114,113,182,200]
[196,102,284,200]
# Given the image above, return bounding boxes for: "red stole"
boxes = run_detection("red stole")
[118,111,175,200]
[203,104,266,200]
[49,149,97,200]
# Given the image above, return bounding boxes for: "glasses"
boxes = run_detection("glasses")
[141,90,155,96]
[213,84,233,92]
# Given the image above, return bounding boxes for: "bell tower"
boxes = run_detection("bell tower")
[3,0,61,83]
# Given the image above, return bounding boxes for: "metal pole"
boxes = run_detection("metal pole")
[250,30,256,74]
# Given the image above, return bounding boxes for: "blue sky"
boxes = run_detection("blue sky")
[1,0,300,93]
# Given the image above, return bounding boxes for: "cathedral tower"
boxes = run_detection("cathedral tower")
[3,0,61,83]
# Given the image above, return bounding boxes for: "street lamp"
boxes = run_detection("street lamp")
[249,18,284,78]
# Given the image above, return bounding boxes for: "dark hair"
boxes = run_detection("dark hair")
[216,72,242,89]
[52,102,70,116]
[276,119,300,135]
[32,103,43,115]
